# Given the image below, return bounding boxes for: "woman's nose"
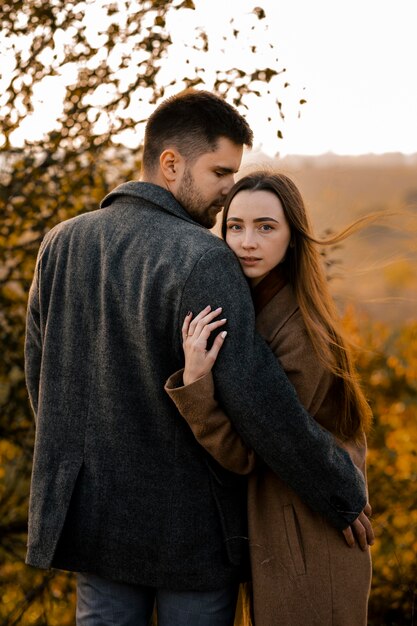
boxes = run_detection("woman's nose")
[242,233,257,249]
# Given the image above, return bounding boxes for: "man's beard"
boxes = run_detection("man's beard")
[177,168,223,229]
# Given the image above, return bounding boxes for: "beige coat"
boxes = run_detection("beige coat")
[165,283,371,626]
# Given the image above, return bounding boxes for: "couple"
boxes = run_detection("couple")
[25,90,373,625]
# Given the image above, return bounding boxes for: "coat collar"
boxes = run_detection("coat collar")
[100,181,200,227]
[251,265,287,315]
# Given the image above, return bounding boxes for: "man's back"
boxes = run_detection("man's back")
[25,182,249,589]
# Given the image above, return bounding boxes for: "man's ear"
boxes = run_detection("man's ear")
[160,148,183,182]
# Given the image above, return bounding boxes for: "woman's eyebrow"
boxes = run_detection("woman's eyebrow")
[226,216,280,223]
[253,217,279,223]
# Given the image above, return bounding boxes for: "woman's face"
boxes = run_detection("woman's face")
[225,189,291,286]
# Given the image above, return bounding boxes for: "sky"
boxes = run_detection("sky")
[3,0,417,157]
[185,0,417,156]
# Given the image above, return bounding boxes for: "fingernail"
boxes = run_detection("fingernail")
[187,311,192,316]
[221,331,227,338]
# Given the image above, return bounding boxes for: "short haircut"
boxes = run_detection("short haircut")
[142,89,253,174]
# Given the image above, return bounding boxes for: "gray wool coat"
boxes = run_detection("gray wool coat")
[25,182,366,590]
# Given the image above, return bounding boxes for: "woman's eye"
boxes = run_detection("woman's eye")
[259,224,273,231]
[227,224,242,231]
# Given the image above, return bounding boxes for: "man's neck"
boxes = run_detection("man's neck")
[140,171,168,190]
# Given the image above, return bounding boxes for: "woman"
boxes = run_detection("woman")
[165,171,373,625]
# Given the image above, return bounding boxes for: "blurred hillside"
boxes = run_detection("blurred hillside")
[240,152,417,326]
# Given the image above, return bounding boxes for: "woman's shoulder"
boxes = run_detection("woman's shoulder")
[256,284,337,420]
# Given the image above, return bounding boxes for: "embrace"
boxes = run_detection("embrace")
[25,89,373,625]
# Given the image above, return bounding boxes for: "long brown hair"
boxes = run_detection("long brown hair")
[221,170,373,441]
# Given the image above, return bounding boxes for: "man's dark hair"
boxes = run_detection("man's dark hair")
[142,89,253,174]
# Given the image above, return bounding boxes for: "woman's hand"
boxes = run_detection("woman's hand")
[342,502,374,550]
[182,306,227,386]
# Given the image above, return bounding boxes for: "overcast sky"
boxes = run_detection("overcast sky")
[4,0,417,157]
[190,0,417,156]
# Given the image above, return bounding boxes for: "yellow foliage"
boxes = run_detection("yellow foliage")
[345,315,417,619]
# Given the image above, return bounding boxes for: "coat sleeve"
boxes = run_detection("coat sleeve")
[339,433,368,491]
[165,369,256,475]
[25,256,43,421]
[178,245,367,531]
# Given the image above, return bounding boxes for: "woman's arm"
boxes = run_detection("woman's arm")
[165,306,256,475]
[165,369,256,474]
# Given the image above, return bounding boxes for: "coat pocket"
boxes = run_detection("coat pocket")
[283,504,306,576]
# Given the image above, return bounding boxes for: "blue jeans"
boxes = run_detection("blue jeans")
[76,573,239,626]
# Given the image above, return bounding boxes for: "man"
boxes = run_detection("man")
[25,90,372,625]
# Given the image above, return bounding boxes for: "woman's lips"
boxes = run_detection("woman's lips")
[239,256,262,266]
